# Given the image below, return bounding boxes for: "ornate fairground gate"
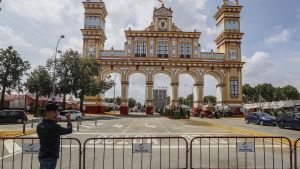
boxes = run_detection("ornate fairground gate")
[81,0,244,115]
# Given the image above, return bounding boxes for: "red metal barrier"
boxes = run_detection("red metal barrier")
[0,137,81,169]
[190,136,293,169]
[296,138,300,169]
[83,137,188,169]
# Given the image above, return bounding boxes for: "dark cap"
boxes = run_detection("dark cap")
[45,101,59,112]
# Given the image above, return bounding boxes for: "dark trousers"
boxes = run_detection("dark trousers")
[39,158,57,169]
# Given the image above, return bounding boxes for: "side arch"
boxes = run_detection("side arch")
[101,68,125,81]
[126,68,149,82]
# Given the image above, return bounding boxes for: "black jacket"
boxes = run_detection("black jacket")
[37,119,72,159]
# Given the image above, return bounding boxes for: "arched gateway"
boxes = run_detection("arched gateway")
[81,0,244,115]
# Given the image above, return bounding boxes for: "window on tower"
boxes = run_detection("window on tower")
[230,77,239,97]
[134,42,147,57]
[179,43,191,58]
[157,41,169,58]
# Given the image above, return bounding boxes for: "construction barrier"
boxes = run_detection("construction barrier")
[0,137,81,169]
[83,137,189,169]
[295,138,300,169]
[190,136,293,169]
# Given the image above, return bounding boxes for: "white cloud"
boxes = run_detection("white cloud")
[38,48,54,60]
[243,51,274,80]
[6,0,82,24]
[265,29,291,44]
[61,37,83,53]
[0,26,32,49]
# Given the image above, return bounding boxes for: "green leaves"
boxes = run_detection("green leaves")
[203,95,217,105]
[243,83,300,103]
[26,66,52,96]
[0,46,31,109]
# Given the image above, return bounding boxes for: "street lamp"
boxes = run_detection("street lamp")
[52,35,65,98]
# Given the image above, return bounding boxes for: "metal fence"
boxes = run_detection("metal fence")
[190,136,293,169]
[296,138,300,169]
[0,137,81,169]
[83,137,189,169]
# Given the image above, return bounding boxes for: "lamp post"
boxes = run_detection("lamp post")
[52,35,65,99]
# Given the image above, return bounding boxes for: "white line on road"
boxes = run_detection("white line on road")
[73,132,235,135]
[145,122,156,128]
[113,123,123,129]
[4,140,22,154]
[121,119,137,133]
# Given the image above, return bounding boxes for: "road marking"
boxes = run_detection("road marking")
[145,122,156,128]
[73,132,235,135]
[121,119,137,133]
[4,140,22,154]
[159,122,171,133]
[113,123,123,129]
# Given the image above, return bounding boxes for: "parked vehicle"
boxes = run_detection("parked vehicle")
[245,112,276,126]
[58,110,83,121]
[276,112,300,130]
[0,110,28,124]
[130,107,138,112]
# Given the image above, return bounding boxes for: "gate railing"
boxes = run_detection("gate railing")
[1,136,298,169]
[0,137,82,169]
[83,137,189,169]
[190,136,293,169]
[296,138,300,169]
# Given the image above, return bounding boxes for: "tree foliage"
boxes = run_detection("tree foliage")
[243,83,300,103]
[128,98,137,108]
[0,46,31,109]
[26,66,52,116]
[203,95,217,105]
[72,56,114,111]
[179,94,193,107]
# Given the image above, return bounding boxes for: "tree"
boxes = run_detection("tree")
[254,83,275,102]
[128,98,137,108]
[54,50,80,109]
[0,46,31,109]
[72,56,114,111]
[281,85,300,100]
[116,96,121,106]
[203,95,217,105]
[243,84,255,103]
[26,66,52,116]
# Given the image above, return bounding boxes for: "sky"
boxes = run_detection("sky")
[0,0,300,103]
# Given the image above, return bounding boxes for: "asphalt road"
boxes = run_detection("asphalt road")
[0,115,298,169]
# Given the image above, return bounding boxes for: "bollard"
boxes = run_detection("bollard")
[31,120,34,128]
[23,122,26,134]
[95,119,97,126]
[77,121,80,132]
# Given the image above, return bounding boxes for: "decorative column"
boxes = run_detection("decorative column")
[145,81,154,115]
[194,82,204,112]
[216,83,225,105]
[120,81,129,115]
[97,93,106,114]
[170,81,179,108]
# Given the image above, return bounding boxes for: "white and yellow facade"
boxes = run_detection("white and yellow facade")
[81,0,244,115]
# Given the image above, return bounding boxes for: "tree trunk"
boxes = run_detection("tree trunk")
[34,93,39,117]
[63,93,66,109]
[0,85,6,110]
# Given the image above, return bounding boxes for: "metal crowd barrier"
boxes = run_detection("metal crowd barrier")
[83,137,189,169]
[190,136,293,169]
[0,137,81,169]
[296,138,300,169]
